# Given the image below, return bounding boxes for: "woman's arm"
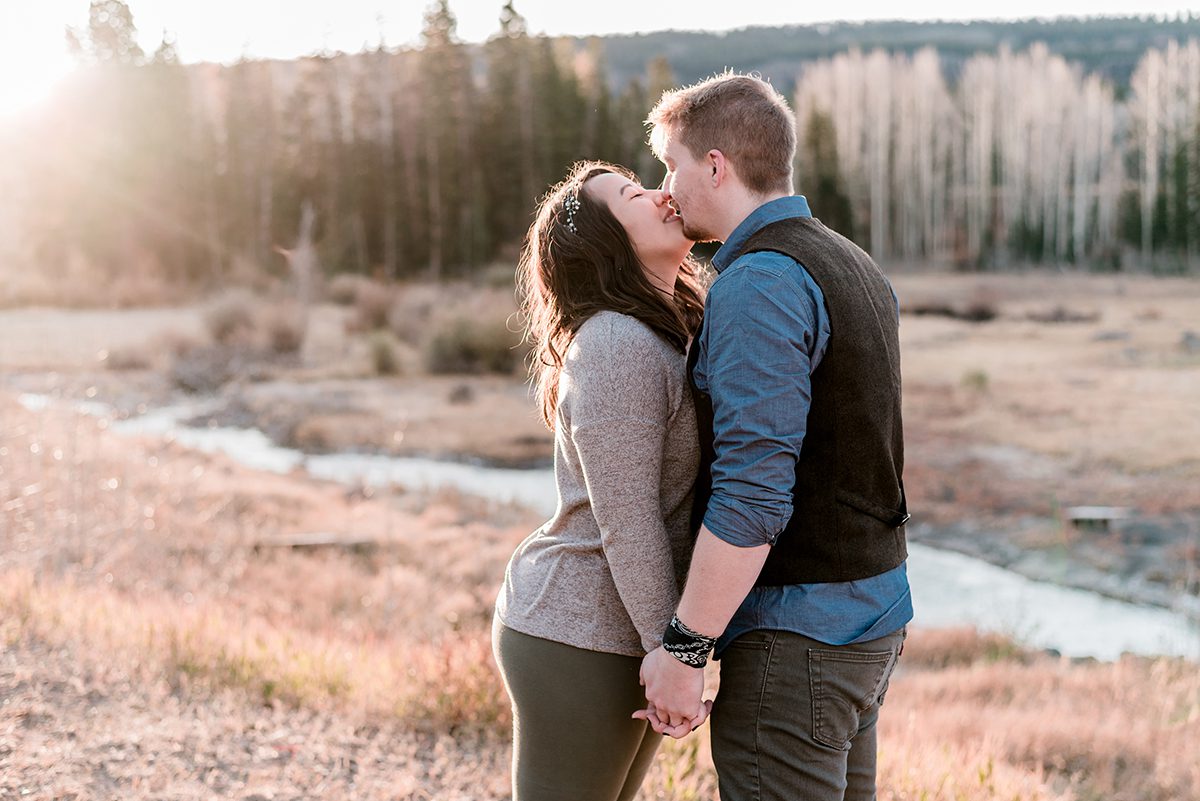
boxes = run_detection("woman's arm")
[565,315,681,654]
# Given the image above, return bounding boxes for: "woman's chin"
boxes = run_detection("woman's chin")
[668,227,695,251]
[669,240,694,263]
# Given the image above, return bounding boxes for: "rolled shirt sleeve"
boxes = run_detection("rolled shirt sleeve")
[694,254,828,548]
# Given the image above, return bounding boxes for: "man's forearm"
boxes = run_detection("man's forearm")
[635,525,769,736]
[676,525,771,639]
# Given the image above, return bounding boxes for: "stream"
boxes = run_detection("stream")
[19,393,1200,661]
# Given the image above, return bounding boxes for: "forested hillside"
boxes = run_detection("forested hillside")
[590,15,1200,94]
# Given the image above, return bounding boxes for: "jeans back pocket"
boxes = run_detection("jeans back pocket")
[808,648,897,750]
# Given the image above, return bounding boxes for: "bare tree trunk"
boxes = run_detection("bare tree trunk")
[518,54,537,219]
[258,172,273,266]
[426,130,443,280]
[865,50,891,260]
[275,200,319,308]
[794,43,1130,271]
[377,51,398,280]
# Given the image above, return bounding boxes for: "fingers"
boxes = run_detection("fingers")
[663,706,707,739]
[633,704,713,738]
[689,699,713,730]
[632,701,659,722]
[634,707,671,735]
[662,721,692,739]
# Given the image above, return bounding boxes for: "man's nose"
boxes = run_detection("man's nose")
[658,173,672,198]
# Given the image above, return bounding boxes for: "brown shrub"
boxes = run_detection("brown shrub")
[906,299,998,323]
[261,301,308,354]
[326,273,369,306]
[204,290,257,345]
[1025,305,1101,324]
[900,627,1032,670]
[424,313,523,375]
[386,283,441,346]
[103,345,155,371]
[369,330,402,375]
[169,344,243,393]
[351,281,397,332]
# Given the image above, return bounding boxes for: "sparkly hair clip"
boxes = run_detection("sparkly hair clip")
[564,192,581,234]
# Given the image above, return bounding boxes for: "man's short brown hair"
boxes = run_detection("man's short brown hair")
[647,72,796,196]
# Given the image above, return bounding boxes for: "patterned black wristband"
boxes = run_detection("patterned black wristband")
[662,614,717,668]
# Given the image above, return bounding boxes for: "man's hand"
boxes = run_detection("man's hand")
[632,646,707,737]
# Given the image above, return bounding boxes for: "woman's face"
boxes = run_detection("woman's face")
[583,172,693,269]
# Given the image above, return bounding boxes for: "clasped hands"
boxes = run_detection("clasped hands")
[632,645,713,739]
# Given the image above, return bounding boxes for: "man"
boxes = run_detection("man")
[635,73,913,801]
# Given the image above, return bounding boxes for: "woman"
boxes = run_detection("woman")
[493,161,706,801]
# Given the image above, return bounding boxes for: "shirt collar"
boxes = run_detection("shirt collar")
[712,195,812,273]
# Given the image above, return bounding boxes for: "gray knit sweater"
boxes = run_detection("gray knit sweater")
[496,311,699,657]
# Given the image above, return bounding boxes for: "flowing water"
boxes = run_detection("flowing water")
[20,393,1200,661]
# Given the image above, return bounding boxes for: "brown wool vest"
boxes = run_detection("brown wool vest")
[689,216,909,585]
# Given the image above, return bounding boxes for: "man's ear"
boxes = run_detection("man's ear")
[707,149,727,188]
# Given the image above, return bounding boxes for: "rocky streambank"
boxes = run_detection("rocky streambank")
[909,516,1200,623]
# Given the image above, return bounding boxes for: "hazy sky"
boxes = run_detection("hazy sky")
[0,0,1192,116]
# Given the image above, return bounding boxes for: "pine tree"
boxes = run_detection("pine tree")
[638,57,676,180]
[66,0,145,66]
[582,39,620,165]
[613,78,648,178]
[58,0,148,275]
[419,0,482,276]
[482,2,536,248]
[528,37,588,190]
[1189,111,1200,262]
[353,45,399,278]
[801,109,855,242]
[138,31,200,279]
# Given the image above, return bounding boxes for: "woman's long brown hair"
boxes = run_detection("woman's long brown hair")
[517,161,707,429]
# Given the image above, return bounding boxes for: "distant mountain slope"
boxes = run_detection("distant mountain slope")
[576,15,1200,92]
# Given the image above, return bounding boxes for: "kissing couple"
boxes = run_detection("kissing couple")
[493,72,912,801]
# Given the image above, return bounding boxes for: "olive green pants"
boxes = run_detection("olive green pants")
[492,616,661,801]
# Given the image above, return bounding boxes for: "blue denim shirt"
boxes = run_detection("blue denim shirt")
[693,196,913,656]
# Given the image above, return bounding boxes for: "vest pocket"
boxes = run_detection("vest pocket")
[835,488,910,528]
[808,648,896,750]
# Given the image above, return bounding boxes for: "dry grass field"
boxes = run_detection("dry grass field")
[2,272,1199,800]
[2,395,1198,800]
[895,273,1200,477]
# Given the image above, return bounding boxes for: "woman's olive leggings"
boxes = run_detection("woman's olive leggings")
[492,616,661,801]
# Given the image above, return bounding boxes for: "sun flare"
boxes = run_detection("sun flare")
[0,18,75,121]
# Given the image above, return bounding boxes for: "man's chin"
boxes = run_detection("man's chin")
[682,222,716,243]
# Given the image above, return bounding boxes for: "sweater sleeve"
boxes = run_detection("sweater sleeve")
[562,315,681,653]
